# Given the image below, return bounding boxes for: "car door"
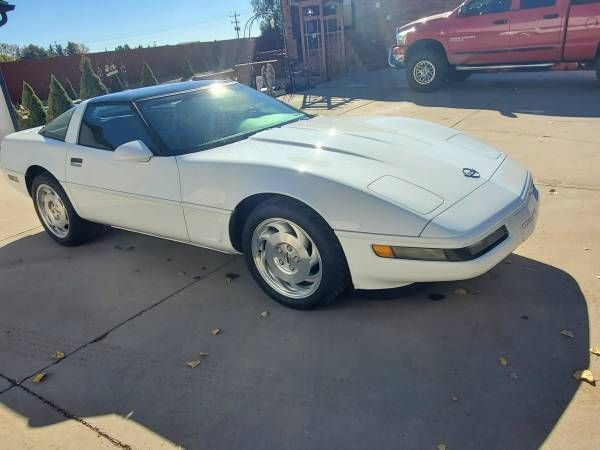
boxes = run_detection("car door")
[508,0,566,62]
[65,102,189,241]
[446,0,513,65]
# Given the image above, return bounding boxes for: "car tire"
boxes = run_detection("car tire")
[242,197,350,310]
[406,49,448,92]
[447,70,471,82]
[31,174,103,246]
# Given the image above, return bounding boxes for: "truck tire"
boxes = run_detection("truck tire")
[406,49,448,92]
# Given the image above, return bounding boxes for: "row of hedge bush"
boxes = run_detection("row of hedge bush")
[16,56,197,129]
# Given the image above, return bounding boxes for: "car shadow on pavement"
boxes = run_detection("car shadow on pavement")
[298,68,600,119]
[0,231,591,450]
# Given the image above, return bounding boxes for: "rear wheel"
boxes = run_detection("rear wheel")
[406,49,448,92]
[242,198,350,310]
[31,174,103,246]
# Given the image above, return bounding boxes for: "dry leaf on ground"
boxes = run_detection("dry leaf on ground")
[548,188,558,195]
[186,352,209,369]
[590,347,600,356]
[260,310,270,318]
[31,373,46,383]
[572,369,595,385]
[437,444,447,450]
[51,351,65,360]
[225,273,240,283]
[499,357,509,366]
[453,288,467,296]
[451,395,459,402]
[210,328,221,336]
[560,330,575,338]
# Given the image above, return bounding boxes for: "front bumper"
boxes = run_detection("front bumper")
[388,46,407,69]
[337,174,539,290]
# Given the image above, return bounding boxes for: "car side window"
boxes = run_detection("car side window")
[571,0,600,4]
[520,0,556,8]
[78,103,157,152]
[461,0,512,16]
[39,108,75,142]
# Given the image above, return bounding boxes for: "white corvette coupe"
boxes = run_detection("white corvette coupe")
[0,81,538,309]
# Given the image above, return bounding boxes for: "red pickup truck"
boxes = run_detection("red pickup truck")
[389,0,600,91]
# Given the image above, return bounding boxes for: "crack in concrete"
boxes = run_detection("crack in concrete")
[0,373,132,449]
[1,256,238,447]
[17,256,239,385]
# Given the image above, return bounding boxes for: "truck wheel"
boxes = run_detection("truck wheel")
[406,49,448,92]
[447,70,471,82]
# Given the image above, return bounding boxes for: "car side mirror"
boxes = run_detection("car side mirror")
[114,140,153,162]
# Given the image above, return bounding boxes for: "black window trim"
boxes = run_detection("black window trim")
[519,0,557,9]
[39,107,76,143]
[77,100,165,155]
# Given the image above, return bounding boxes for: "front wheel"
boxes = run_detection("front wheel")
[242,198,350,310]
[406,50,448,92]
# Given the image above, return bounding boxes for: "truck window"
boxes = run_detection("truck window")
[520,0,556,8]
[460,0,512,16]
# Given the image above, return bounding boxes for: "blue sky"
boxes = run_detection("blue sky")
[2,0,260,52]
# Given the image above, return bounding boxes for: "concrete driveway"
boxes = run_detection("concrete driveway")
[1,69,599,450]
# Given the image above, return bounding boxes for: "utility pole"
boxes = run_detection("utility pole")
[230,12,241,39]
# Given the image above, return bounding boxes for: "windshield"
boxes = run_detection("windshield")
[136,83,308,155]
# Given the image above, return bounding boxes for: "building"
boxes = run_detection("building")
[281,0,459,81]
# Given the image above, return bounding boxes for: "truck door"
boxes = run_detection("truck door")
[446,0,513,65]
[507,0,566,62]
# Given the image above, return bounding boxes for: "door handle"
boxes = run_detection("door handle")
[493,19,508,25]
[70,157,83,167]
[543,13,559,19]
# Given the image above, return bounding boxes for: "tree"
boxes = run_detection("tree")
[140,62,158,87]
[0,42,19,61]
[180,57,194,81]
[65,41,89,56]
[110,74,124,93]
[20,82,47,128]
[47,75,74,122]
[251,0,283,35]
[114,44,131,52]
[48,42,65,57]
[19,44,48,59]
[64,78,78,100]
[79,56,108,100]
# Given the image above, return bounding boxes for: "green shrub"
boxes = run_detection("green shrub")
[180,57,194,81]
[64,78,78,100]
[140,62,158,87]
[109,74,125,93]
[20,82,47,128]
[47,75,74,122]
[79,56,108,100]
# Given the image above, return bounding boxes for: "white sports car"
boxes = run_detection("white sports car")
[0,81,538,309]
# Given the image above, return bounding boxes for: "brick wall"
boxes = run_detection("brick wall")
[1,36,282,104]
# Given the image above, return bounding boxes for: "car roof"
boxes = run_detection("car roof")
[87,80,230,104]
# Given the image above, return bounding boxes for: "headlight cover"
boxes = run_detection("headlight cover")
[396,27,415,46]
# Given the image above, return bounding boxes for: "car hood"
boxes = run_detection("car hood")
[399,10,453,32]
[242,115,505,217]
